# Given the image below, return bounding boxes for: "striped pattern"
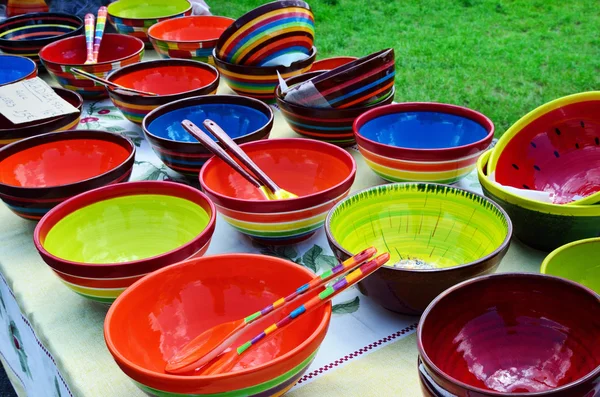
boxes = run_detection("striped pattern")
[109,11,191,43]
[150,37,215,64]
[147,144,214,176]
[0,116,80,148]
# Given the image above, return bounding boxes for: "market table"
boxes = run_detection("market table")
[0,54,547,396]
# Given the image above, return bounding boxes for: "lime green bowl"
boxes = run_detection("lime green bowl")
[541,237,600,293]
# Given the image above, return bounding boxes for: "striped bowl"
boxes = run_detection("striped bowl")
[106,59,219,125]
[0,130,135,221]
[354,102,494,184]
[39,33,144,99]
[213,46,316,102]
[276,71,395,147]
[33,181,216,303]
[200,138,356,244]
[0,87,82,148]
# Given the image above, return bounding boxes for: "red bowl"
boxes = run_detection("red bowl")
[310,56,358,72]
[418,273,600,396]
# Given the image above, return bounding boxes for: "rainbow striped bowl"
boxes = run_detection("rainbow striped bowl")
[106,59,219,125]
[200,138,356,244]
[354,103,494,184]
[33,181,216,303]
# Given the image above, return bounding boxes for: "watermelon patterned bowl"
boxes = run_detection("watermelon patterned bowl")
[39,33,144,99]
[143,95,273,177]
[0,54,37,86]
[33,181,216,303]
[106,59,219,125]
[0,130,135,220]
[104,254,331,396]
[200,138,356,244]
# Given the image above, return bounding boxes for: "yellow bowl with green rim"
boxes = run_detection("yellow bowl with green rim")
[541,237,600,293]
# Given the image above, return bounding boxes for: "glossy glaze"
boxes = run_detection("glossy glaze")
[310,56,357,71]
[541,238,600,293]
[6,0,48,17]
[0,54,37,85]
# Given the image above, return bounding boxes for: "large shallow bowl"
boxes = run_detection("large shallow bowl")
[104,254,331,396]
[478,149,600,251]
[325,183,512,314]
[200,138,356,244]
[0,13,83,65]
[148,15,234,64]
[143,95,273,177]
[107,0,192,44]
[0,87,82,148]
[354,102,494,184]
[418,273,600,396]
[541,237,600,293]
[39,33,144,99]
[0,130,135,220]
[106,59,219,125]
[34,181,216,303]
[0,54,37,86]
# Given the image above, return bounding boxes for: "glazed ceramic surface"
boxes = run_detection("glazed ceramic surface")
[106,59,219,124]
[541,237,600,293]
[39,33,144,98]
[325,183,512,314]
[6,0,48,17]
[34,181,216,303]
[0,54,37,86]
[310,56,357,71]
[200,138,356,244]
[104,254,331,395]
[0,13,83,64]
[148,16,234,64]
[418,273,600,396]
[143,95,273,176]
[354,103,494,183]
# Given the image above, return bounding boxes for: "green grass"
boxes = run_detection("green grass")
[210,0,599,136]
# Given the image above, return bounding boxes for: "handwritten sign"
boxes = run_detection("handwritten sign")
[0,77,79,125]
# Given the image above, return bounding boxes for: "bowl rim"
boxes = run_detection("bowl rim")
[212,46,317,75]
[107,0,192,20]
[417,272,600,397]
[353,102,495,161]
[540,237,600,275]
[310,56,359,70]
[147,15,235,44]
[103,253,332,384]
[324,182,513,273]
[0,54,37,81]
[0,12,84,45]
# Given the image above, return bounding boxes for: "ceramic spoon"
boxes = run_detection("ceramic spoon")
[71,68,158,97]
[84,13,95,64]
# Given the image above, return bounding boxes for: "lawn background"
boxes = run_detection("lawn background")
[210,0,599,136]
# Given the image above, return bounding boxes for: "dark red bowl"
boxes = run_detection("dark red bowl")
[418,273,600,396]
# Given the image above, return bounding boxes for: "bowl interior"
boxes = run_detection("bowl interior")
[40,34,143,65]
[328,184,509,269]
[542,239,600,293]
[310,56,358,72]
[0,55,35,84]
[110,64,217,95]
[420,275,600,393]
[150,16,233,41]
[108,0,190,19]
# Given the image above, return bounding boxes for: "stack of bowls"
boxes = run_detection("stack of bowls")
[310,56,357,72]
[0,55,37,86]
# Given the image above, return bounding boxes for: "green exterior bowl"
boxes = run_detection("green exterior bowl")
[541,237,600,293]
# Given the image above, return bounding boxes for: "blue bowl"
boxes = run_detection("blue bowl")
[0,55,37,86]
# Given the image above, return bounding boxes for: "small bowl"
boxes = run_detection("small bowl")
[418,273,600,396]
[488,91,600,205]
[107,0,192,44]
[213,46,316,102]
[148,15,234,64]
[0,87,82,148]
[39,33,144,99]
[0,54,37,86]
[104,253,331,395]
[215,0,314,66]
[325,183,512,314]
[310,56,358,71]
[200,138,356,244]
[143,95,273,177]
[276,71,395,146]
[106,59,220,125]
[0,130,135,220]
[354,102,494,184]
[0,13,84,65]
[34,181,216,303]
[478,149,600,251]
[541,237,600,293]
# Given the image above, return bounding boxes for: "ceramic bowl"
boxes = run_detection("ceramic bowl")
[107,0,192,44]
[106,59,219,125]
[276,71,395,146]
[200,138,356,244]
[6,1,48,17]
[418,273,600,396]
[104,253,331,395]
[310,56,358,71]
[39,33,144,99]
[477,149,600,251]
[0,13,83,65]
[354,102,494,184]
[34,181,216,303]
[541,237,600,293]
[143,95,273,177]
[0,130,135,220]
[0,54,37,86]
[325,183,512,315]
[0,87,82,148]
[212,46,316,102]
[215,0,314,66]
[148,15,234,64]
[488,92,600,205]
